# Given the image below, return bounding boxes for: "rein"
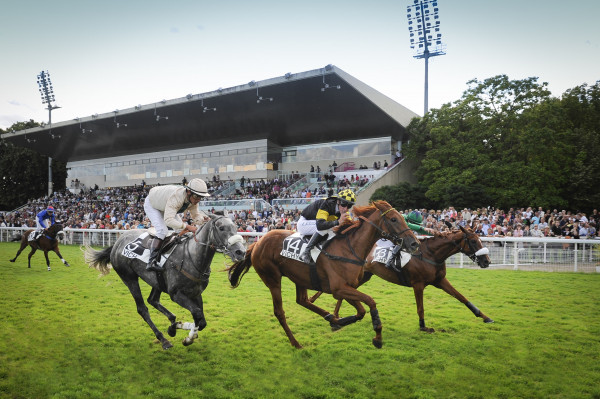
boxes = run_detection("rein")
[166,217,230,283]
[320,205,411,266]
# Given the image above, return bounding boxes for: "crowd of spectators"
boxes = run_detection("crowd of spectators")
[1,179,597,241]
[415,206,598,240]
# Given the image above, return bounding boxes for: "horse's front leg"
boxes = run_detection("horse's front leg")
[412,282,435,332]
[435,277,494,323]
[53,248,70,267]
[330,285,382,348]
[170,291,207,346]
[146,288,178,337]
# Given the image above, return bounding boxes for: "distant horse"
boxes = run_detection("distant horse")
[227,200,420,349]
[84,214,246,350]
[10,224,69,271]
[311,226,494,332]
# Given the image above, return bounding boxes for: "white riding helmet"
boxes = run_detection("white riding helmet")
[186,178,210,197]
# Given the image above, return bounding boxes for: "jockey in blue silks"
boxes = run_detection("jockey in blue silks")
[36,206,56,233]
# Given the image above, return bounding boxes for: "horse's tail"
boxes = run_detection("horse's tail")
[82,245,113,276]
[10,234,22,242]
[227,242,256,288]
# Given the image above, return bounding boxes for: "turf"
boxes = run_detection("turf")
[1,243,599,399]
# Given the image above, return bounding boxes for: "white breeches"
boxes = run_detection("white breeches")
[144,196,168,239]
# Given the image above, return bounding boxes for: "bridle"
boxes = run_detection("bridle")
[322,204,415,266]
[192,216,231,252]
[448,232,489,265]
[358,206,413,248]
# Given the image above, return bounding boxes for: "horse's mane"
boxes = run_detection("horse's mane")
[335,200,387,235]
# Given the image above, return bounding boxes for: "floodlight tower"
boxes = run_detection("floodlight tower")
[406,0,446,115]
[37,70,61,196]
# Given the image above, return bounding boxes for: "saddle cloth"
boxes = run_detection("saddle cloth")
[280,232,334,262]
[121,231,184,265]
[372,245,412,268]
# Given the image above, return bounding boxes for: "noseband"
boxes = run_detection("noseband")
[451,233,489,264]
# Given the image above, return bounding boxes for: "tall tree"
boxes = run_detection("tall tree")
[404,75,585,210]
[0,121,67,210]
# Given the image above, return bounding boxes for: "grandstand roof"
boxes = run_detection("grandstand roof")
[2,65,419,162]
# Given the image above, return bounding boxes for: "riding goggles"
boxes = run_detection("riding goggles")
[338,200,353,209]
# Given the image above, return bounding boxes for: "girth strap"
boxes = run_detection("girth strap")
[309,262,322,291]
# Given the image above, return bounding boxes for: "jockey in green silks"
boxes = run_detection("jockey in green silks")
[384,210,434,269]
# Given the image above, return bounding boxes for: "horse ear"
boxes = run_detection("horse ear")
[459,225,467,233]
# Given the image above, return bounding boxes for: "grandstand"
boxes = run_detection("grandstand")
[1,65,419,206]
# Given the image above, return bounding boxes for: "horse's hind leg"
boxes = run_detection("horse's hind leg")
[435,277,494,323]
[412,282,435,332]
[123,279,173,350]
[27,248,38,269]
[146,288,178,337]
[265,283,302,349]
[10,241,28,263]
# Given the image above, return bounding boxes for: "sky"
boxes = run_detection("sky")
[1,0,599,130]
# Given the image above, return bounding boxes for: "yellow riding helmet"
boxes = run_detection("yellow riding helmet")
[336,189,356,204]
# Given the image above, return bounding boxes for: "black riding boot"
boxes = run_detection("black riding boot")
[385,244,402,269]
[146,238,164,272]
[300,233,325,263]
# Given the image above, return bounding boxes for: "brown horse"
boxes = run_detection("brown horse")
[10,224,70,271]
[311,226,493,332]
[227,200,420,349]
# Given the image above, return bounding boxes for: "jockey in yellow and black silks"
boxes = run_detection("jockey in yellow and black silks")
[296,189,356,263]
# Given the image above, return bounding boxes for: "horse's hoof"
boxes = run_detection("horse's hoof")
[47,268,51,271]
[9,260,15,263]
[182,338,194,346]
[372,338,383,349]
[162,340,173,350]
[330,323,342,332]
[420,327,435,333]
[167,324,177,337]
[484,318,495,323]
[64,263,70,267]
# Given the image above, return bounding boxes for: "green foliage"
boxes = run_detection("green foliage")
[370,182,436,210]
[0,121,67,210]
[401,76,600,212]
[1,244,599,399]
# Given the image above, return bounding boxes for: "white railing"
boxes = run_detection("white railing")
[1,227,598,272]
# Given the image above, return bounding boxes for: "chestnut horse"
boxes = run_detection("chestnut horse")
[9,224,69,271]
[311,226,493,332]
[227,200,420,349]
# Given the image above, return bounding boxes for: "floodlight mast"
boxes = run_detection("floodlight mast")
[37,70,61,196]
[406,0,446,115]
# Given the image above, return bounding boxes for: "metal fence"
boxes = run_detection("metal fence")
[1,227,598,273]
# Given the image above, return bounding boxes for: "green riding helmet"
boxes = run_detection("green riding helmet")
[406,210,423,225]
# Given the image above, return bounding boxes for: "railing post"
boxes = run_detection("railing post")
[574,243,578,272]
[513,242,519,270]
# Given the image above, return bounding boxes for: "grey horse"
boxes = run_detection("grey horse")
[84,214,245,350]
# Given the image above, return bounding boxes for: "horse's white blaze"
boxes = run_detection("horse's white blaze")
[475,247,489,256]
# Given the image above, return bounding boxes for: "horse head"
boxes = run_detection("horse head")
[206,214,245,262]
[458,226,490,268]
[47,223,65,240]
[371,201,420,254]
